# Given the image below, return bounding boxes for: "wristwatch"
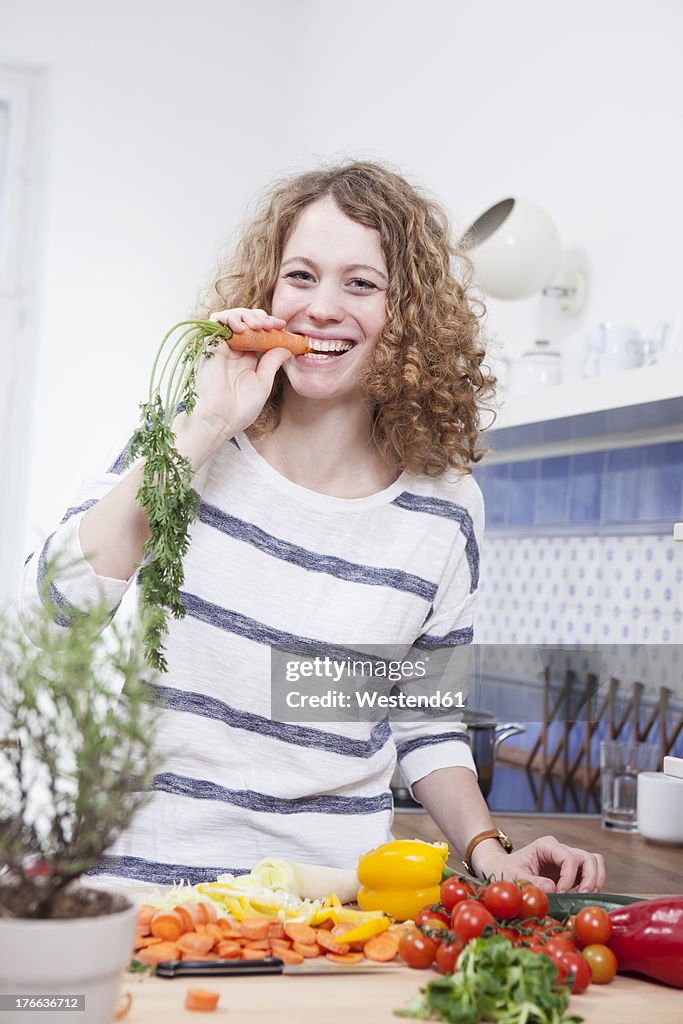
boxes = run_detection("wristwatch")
[462,828,514,875]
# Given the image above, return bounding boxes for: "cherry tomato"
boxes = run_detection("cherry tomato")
[417,919,449,945]
[560,951,592,994]
[398,928,438,969]
[439,877,475,913]
[434,939,464,974]
[481,881,523,921]
[450,900,496,943]
[415,906,451,928]
[518,885,550,921]
[573,906,612,946]
[582,943,618,984]
[542,937,577,961]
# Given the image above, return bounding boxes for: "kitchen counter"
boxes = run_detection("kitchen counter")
[116,814,683,1023]
[393,811,683,895]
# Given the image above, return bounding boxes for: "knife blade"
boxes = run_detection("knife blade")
[156,957,402,977]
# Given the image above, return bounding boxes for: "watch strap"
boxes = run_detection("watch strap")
[462,828,513,875]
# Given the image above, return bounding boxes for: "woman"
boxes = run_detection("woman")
[21,162,605,892]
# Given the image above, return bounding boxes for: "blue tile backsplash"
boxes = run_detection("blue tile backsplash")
[476,441,683,533]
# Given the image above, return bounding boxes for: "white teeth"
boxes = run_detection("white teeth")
[306,338,354,353]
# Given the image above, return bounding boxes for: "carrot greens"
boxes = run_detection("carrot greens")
[127,319,232,671]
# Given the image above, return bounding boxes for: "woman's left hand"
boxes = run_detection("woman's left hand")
[474,835,606,894]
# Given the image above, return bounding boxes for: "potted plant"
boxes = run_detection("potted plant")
[0,561,161,1024]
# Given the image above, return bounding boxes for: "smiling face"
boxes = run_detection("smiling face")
[270,196,389,402]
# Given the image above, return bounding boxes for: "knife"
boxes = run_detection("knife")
[157,957,402,977]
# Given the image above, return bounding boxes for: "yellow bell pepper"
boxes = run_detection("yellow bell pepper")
[356,839,449,922]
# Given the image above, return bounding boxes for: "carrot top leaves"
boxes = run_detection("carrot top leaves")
[127,320,232,671]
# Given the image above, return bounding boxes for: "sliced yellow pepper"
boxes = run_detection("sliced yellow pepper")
[335,917,391,943]
[356,839,449,922]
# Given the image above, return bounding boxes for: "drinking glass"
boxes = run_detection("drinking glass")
[599,740,659,832]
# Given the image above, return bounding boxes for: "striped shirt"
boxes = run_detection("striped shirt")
[21,430,482,885]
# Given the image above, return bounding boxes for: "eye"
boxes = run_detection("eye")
[349,278,377,291]
[284,270,315,283]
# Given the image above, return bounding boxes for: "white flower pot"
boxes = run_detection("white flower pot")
[0,895,137,1024]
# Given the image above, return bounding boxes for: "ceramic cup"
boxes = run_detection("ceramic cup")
[584,322,641,377]
[637,771,683,845]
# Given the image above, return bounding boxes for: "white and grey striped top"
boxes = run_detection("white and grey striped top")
[21,430,482,885]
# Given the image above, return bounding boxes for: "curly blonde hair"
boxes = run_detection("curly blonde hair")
[201,161,495,476]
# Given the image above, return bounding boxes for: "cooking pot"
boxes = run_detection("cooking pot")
[391,711,525,807]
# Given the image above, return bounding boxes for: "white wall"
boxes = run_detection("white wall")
[3,0,683,563]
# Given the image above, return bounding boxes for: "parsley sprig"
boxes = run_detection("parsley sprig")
[127,319,232,671]
[395,935,582,1024]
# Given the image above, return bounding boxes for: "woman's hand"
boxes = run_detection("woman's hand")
[473,835,606,894]
[173,308,292,466]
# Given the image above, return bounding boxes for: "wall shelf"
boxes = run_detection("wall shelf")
[484,362,683,463]
[491,361,683,431]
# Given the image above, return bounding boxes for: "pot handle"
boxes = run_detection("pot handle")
[493,723,526,753]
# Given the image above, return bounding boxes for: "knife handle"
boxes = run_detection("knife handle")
[156,957,285,978]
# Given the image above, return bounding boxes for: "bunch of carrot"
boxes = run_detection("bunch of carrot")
[133,899,401,967]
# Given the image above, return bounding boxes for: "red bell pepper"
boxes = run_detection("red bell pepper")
[608,896,683,988]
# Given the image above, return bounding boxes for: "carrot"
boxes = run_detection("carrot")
[242,939,272,951]
[315,931,350,955]
[228,328,308,356]
[136,904,157,932]
[178,901,207,928]
[217,919,243,939]
[325,951,364,964]
[177,932,215,957]
[113,993,132,1020]
[173,904,196,933]
[292,941,320,958]
[363,933,400,962]
[275,948,304,965]
[132,935,163,952]
[216,940,241,959]
[270,938,293,953]
[240,917,272,941]
[284,922,318,945]
[240,948,270,960]
[197,923,224,945]
[200,900,218,924]
[184,988,220,1012]
[150,910,187,942]
[134,941,180,966]
[267,921,286,941]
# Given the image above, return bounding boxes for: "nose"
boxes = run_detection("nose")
[306,282,344,323]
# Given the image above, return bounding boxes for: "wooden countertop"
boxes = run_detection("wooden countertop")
[117,814,683,1023]
[393,811,683,894]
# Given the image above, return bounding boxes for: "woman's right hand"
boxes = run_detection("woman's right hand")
[173,308,293,465]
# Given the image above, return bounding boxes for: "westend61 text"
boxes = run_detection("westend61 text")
[285,690,466,709]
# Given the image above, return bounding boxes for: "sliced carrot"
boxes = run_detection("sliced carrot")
[216,940,241,959]
[330,923,367,952]
[240,948,270,960]
[267,921,286,941]
[132,935,163,952]
[136,904,157,932]
[150,910,187,943]
[177,932,215,956]
[134,941,180,966]
[200,900,218,924]
[173,904,195,933]
[284,922,318,945]
[275,948,304,965]
[184,988,220,1012]
[292,941,320,959]
[315,916,335,931]
[217,919,243,938]
[363,933,399,962]
[325,951,364,964]
[228,328,308,356]
[240,917,273,941]
[315,930,350,954]
[113,993,132,1020]
[242,939,272,951]
[197,923,224,946]
[179,902,207,928]
[270,938,293,953]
